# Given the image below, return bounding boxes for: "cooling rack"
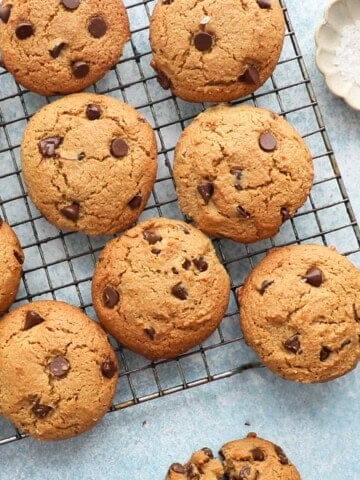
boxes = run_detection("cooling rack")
[1,0,360,447]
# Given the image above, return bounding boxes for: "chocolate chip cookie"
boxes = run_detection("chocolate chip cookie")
[239,244,360,383]
[21,93,157,236]
[92,218,230,360]
[0,219,24,315]
[166,448,224,479]
[150,0,285,102]
[0,300,118,440]
[173,104,313,243]
[0,0,129,95]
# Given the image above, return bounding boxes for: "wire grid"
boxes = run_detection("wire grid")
[1,0,360,446]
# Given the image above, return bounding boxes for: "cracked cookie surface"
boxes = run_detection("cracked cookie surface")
[238,244,360,383]
[21,93,157,236]
[0,0,129,95]
[92,217,230,360]
[0,220,24,314]
[173,104,313,243]
[150,0,284,102]
[0,300,118,440]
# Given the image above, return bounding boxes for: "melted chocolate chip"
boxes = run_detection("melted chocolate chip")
[77,152,86,160]
[281,207,291,222]
[284,334,301,354]
[0,5,11,23]
[251,447,265,461]
[237,206,250,218]
[172,267,179,274]
[31,402,53,419]
[14,250,24,265]
[201,447,214,458]
[259,132,277,152]
[24,311,45,331]
[197,181,214,204]
[50,42,66,58]
[193,257,208,272]
[16,22,34,40]
[111,138,129,157]
[88,16,107,38]
[72,61,90,78]
[239,66,259,84]
[60,202,80,221]
[194,31,213,51]
[182,259,191,270]
[101,358,117,378]
[151,248,161,255]
[257,0,271,8]
[143,231,162,245]
[171,283,188,300]
[274,445,289,465]
[156,70,171,89]
[144,327,156,340]
[230,167,242,180]
[103,287,119,308]
[48,356,70,378]
[320,346,332,362]
[38,136,63,157]
[258,280,273,295]
[170,464,186,474]
[86,104,101,120]
[128,194,142,209]
[62,0,80,9]
[303,267,323,287]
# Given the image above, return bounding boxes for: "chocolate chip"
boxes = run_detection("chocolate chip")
[182,259,191,270]
[251,448,265,461]
[31,402,53,419]
[239,66,259,84]
[303,267,323,287]
[237,206,250,218]
[193,257,208,272]
[172,267,179,274]
[60,202,80,221]
[171,283,188,300]
[274,445,289,465]
[247,432,257,438]
[16,22,34,40]
[258,280,273,295]
[144,327,156,340]
[239,467,251,479]
[78,152,86,160]
[88,16,107,38]
[257,0,271,8]
[170,464,186,474]
[143,230,162,245]
[62,0,80,9]
[86,104,101,120]
[151,248,161,255]
[38,136,63,157]
[72,61,89,78]
[201,447,214,458]
[103,287,119,308]
[197,182,214,204]
[284,334,301,354]
[24,311,45,331]
[128,194,142,209]
[162,0,174,4]
[320,346,332,362]
[111,138,129,157]
[259,132,277,152]
[0,5,11,23]
[281,207,291,222]
[50,42,66,58]
[230,167,242,180]
[194,31,213,51]
[156,70,171,89]
[48,356,70,378]
[101,358,117,379]
[14,250,24,265]
[353,304,360,323]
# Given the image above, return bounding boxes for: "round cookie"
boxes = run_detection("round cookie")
[150,0,284,103]
[21,93,157,236]
[0,300,118,440]
[0,0,130,95]
[220,433,301,480]
[174,104,313,244]
[0,219,24,314]
[92,218,230,360]
[166,448,224,480]
[239,244,360,383]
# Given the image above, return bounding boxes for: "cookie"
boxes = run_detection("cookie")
[150,0,284,103]
[238,244,360,383]
[0,0,129,95]
[220,433,301,480]
[0,219,24,314]
[166,448,224,480]
[21,93,157,236]
[173,104,313,244]
[0,300,118,440]
[92,218,230,360]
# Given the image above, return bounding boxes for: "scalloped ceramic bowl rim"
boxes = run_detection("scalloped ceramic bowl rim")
[315,0,360,110]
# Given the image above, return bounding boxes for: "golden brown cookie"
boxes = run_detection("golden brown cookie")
[220,433,301,480]
[21,93,157,236]
[92,218,230,360]
[0,219,24,314]
[174,104,313,244]
[238,245,360,383]
[166,448,224,480]
[150,0,284,103]
[0,300,118,440]
[0,0,130,95]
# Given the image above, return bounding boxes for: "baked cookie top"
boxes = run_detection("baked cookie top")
[21,93,157,236]
[166,448,224,480]
[0,300,118,440]
[238,244,360,383]
[0,219,24,314]
[150,0,284,102]
[0,0,129,95]
[92,218,230,360]
[174,104,313,243]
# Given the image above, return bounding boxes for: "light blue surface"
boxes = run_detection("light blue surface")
[0,1,359,479]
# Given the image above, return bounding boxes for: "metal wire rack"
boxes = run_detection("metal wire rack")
[1,0,360,446]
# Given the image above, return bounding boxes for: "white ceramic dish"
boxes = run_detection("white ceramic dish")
[316,0,360,110]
